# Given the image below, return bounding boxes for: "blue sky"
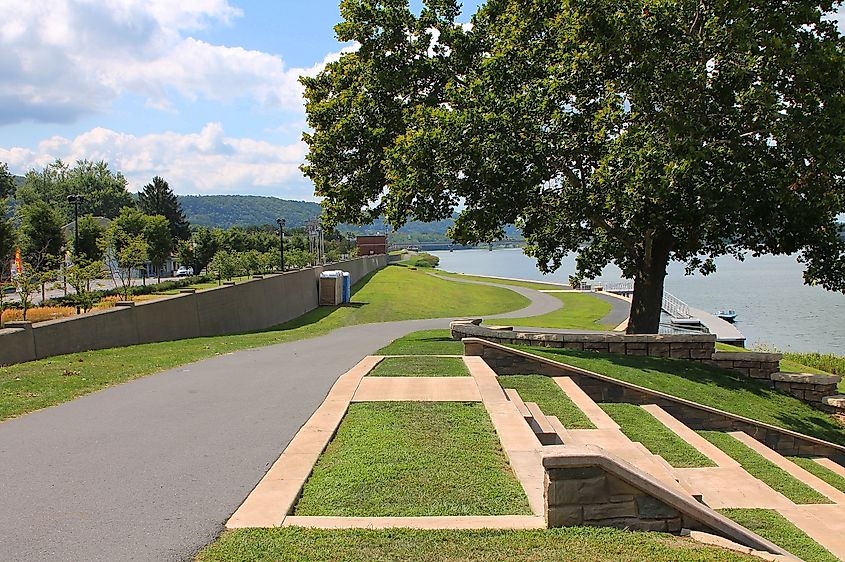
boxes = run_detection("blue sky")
[0,1,840,202]
[0,0,482,200]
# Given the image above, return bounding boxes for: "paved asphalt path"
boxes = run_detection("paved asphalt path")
[0,280,563,562]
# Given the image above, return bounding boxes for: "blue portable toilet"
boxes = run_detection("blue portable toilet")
[342,271,351,303]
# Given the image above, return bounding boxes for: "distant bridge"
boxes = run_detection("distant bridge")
[388,240,526,252]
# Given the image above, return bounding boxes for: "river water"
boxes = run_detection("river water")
[430,248,845,354]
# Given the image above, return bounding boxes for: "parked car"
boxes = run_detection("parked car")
[174,266,194,277]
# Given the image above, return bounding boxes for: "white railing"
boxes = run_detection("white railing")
[604,280,691,319]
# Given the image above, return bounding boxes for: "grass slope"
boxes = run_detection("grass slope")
[719,508,838,562]
[294,402,531,516]
[787,457,845,494]
[600,403,715,468]
[498,292,614,330]
[434,271,567,291]
[369,356,469,377]
[376,329,462,355]
[197,527,759,562]
[497,375,595,429]
[698,431,831,504]
[1,266,527,421]
[517,347,845,445]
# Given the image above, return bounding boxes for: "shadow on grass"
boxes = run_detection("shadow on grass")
[520,347,845,445]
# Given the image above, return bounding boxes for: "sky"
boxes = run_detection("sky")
[0,1,841,202]
[0,0,483,201]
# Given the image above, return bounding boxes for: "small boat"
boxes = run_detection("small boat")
[716,309,737,323]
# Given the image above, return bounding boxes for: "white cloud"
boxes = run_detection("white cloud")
[0,123,315,198]
[0,0,338,124]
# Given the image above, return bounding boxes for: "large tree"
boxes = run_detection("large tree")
[143,214,174,282]
[18,201,64,271]
[0,162,15,199]
[302,0,845,333]
[18,160,133,222]
[138,176,190,240]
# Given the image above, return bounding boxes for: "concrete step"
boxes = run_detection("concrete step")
[546,415,571,444]
[526,402,562,445]
[504,388,531,417]
[552,377,619,429]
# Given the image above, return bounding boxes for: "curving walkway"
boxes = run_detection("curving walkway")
[0,277,561,562]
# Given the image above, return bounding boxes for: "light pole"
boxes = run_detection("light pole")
[276,218,285,272]
[66,194,84,257]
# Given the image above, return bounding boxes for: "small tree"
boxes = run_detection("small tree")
[13,262,41,321]
[74,215,105,263]
[143,214,173,282]
[209,250,239,283]
[0,162,15,199]
[178,227,219,275]
[102,209,150,300]
[65,260,104,313]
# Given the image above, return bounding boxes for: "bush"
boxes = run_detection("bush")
[783,352,845,377]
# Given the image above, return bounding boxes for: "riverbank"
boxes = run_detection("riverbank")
[431,249,845,354]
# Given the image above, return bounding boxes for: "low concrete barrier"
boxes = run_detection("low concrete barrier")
[0,255,386,365]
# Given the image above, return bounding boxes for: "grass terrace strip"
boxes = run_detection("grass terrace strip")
[718,508,839,562]
[516,347,845,446]
[434,271,568,291]
[787,457,845,494]
[376,329,463,356]
[497,375,595,429]
[497,292,615,331]
[196,527,762,562]
[293,402,532,517]
[1,267,527,421]
[698,432,832,505]
[599,403,716,468]
[368,356,469,377]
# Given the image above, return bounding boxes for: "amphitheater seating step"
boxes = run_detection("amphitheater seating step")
[504,388,531,417]
[546,416,571,444]
[525,402,562,445]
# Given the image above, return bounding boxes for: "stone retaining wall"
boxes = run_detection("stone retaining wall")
[0,255,386,365]
[464,338,845,465]
[543,451,787,556]
[451,323,840,409]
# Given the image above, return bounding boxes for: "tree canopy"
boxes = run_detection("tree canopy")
[18,201,65,271]
[0,162,15,200]
[18,160,133,223]
[302,0,845,333]
[138,176,190,240]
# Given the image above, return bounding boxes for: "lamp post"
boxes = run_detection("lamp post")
[66,194,84,257]
[276,218,285,272]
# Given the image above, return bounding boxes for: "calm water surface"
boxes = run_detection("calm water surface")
[431,248,845,354]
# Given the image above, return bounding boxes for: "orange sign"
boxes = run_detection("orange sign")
[14,248,21,275]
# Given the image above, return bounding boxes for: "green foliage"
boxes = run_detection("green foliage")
[18,200,64,271]
[294,402,531,516]
[138,176,190,240]
[198,527,761,562]
[498,374,595,429]
[368,356,469,377]
[73,214,105,262]
[208,250,240,281]
[11,262,43,321]
[719,508,839,562]
[178,227,219,274]
[18,160,133,221]
[519,346,845,445]
[178,194,322,229]
[0,162,15,199]
[303,0,845,334]
[782,352,845,378]
[406,252,440,268]
[599,403,715,468]
[698,431,831,504]
[0,198,15,266]
[101,207,150,299]
[64,260,105,312]
[142,214,173,281]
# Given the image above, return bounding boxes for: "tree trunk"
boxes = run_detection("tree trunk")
[627,235,672,334]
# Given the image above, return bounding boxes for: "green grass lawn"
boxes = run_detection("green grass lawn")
[294,402,531,516]
[599,403,715,468]
[719,508,838,562]
[497,292,615,330]
[516,346,845,446]
[434,271,568,291]
[787,457,845,494]
[369,356,469,377]
[715,343,843,390]
[1,266,528,421]
[497,375,595,429]
[377,329,462,355]
[196,527,760,562]
[698,431,831,504]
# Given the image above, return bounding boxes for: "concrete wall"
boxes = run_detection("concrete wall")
[0,255,386,365]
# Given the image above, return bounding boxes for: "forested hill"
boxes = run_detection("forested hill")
[178,195,321,229]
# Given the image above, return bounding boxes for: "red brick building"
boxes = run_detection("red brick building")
[356,235,387,256]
